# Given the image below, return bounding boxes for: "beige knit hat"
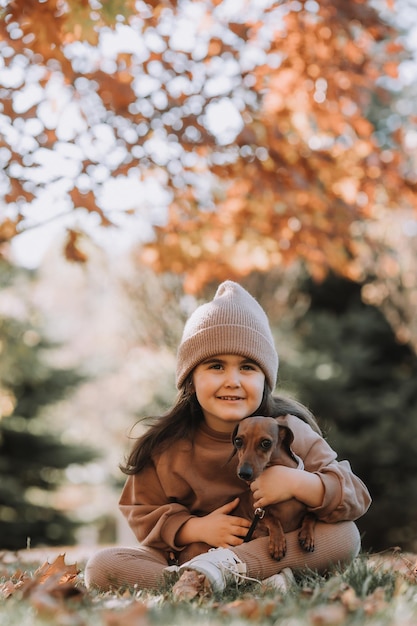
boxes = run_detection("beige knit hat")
[176,281,278,390]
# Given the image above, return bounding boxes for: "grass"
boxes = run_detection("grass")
[1,550,417,625]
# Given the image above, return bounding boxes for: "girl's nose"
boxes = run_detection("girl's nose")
[224,368,241,387]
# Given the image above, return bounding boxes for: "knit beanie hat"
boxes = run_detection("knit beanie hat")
[176,280,278,390]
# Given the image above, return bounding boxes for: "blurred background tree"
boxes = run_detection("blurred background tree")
[0,2,415,293]
[1,0,416,343]
[276,271,417,552]
[0,260,98,550]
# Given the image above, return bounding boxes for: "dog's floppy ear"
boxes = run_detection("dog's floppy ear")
[275,416,295,456]
[278,424,294,451]
[275,414,291,428]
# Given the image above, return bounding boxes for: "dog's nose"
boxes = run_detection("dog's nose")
[238,464,254,481]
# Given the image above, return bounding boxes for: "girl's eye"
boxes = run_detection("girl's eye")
[260,439,272,450]
[241,364,255,371]
[208,363,223,370]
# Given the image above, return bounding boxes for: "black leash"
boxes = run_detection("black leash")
[244,507,265,543]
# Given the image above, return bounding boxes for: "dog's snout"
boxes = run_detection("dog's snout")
[238,463,254,482]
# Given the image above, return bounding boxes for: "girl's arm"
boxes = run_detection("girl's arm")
[119,470,192,550]
[251,465,325,510]
[119,468,251,552]
[251,414,371,523]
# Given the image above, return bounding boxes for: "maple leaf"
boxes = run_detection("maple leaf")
[32,553,79,587]
[1,554,85,614]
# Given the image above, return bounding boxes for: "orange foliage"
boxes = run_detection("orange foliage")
[64,229,88,263]
[0,0,416,294]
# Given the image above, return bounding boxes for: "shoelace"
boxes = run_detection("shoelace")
[219,559,262,586]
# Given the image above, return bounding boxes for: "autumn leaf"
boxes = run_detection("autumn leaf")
[171,569,211,601]
[363,587,389,615]
[4,178,35,204]
[0,218,22,243]
[69,189,113,226]
[339,586,362,612]
[102,600,150,625]
[64,229,89,264]
[383,61,399,78]
[32,553,79,586]
[219,597,277,619]
[1,554,85,615]
[368,549,417,584]
[309,603,347,625]
[0,569,30,599]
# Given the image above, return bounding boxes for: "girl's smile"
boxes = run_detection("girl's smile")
[217,396,243,400]
[192,354,265,432]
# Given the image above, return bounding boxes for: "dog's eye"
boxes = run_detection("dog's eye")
[234,437,243,449]
[260,439,272,450]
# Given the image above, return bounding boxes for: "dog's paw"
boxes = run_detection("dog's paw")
[298,532,315,552]
[269,540,287,561]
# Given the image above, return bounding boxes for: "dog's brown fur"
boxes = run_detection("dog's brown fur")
[232,415,316,560]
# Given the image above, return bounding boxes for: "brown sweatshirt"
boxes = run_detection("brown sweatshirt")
[119,414,371,554]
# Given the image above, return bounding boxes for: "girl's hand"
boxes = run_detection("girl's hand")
[201,498,251,547]
[250,466,297,509]
[250,466,325,510]
[176,498,251,548]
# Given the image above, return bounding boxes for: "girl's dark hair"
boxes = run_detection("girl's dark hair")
[120,379,322,475]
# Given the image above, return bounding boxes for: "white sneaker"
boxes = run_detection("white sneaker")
[177,548,247,593]
[262,567,295,593]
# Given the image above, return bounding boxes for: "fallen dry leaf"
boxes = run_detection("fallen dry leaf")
[219,597,276,619]
[0,568,31,598]
[401,555,417,584]
[171,569,211,601]
[309,603,348,625]
[0,580,18,599]
[363,587,388,616]
[102,600,150,626]
[1,554,85,607]
[339,586,362,612]
[34,554,78,582]
[368,550,417,585]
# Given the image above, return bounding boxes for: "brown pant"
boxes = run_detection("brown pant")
[84,520,361,591]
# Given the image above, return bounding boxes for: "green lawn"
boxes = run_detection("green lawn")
[1,549,416,625]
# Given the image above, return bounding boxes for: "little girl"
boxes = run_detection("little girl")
[85,281,371,595]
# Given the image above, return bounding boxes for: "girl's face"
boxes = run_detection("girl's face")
[192,354,265,433]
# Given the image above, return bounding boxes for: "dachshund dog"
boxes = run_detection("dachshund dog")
[232,415,316,560]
